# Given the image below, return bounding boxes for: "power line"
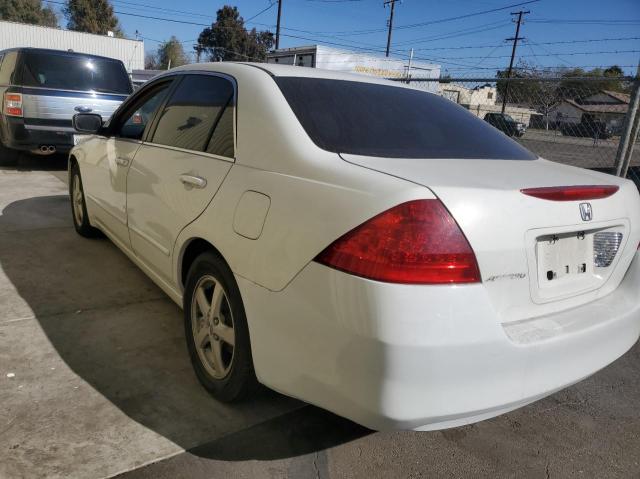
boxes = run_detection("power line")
[421,49,640,61]
[422,36,640,51]
[526,38,573,66]
[396,0,539,32]
[251,21,402,51]
[44,0,640,74]
[439,64,638,72]
[410,36,640,52]
[528,18,640,24]
[528,36,640,46]
[246,2,277,23]
[141,36,197,44]
[394,20,512,47]
[317,0,541,37]
[110,0,212,19]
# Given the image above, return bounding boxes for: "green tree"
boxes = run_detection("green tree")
[64,0,122,36]
[196,5,274,62]
[495,60,543,104]
[495,61,630,117]
[559,65,629,97]
[154,36,189,69]
[0,0,58,27]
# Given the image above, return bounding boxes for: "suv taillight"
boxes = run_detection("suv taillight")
[314,199,481,284]
[4,93,23,117]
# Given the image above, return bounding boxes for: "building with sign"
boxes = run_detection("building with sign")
[267,45,440,92]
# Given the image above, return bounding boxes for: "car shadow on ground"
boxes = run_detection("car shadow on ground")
[0,193,371,462]
[5,152,69,171]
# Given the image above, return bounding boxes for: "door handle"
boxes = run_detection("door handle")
[179,174,207,189]
[115,157,129,167]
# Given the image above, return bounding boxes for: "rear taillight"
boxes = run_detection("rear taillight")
[4,93,23,117]
[314,199,481,284]
[520,185,618,201]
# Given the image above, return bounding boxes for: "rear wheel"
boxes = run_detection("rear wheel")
[184,251,258,402]
[69,163,100,237]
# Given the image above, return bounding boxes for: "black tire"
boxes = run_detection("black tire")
[69,162,101,237]
[184,251,258,402]
[0,140,19,167]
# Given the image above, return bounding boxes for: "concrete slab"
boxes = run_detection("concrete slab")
[1,163,639,479]
[0,167,301,479]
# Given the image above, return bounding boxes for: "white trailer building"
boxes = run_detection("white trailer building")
[267,45,440,92]
[0,20,144,71]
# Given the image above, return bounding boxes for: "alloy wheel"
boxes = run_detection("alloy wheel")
[72,174,84,226]
[190,275,236,379]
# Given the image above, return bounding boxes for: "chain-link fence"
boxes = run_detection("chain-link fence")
[392,75,640,186]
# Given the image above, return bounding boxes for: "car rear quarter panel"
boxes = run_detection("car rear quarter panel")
[174,68,434,292]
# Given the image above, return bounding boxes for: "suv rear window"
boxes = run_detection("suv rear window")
[18,51,132,94]
[275,77,536,160]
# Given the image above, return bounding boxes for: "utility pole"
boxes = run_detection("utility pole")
[384,0,399,57]
[275,0,283,50]
[501,10,529,114]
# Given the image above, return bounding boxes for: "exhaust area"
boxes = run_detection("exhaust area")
[31,145,57,155]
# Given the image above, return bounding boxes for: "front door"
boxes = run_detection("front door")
[82,81,173,246]
[126,73,236,282]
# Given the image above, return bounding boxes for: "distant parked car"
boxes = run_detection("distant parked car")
[484,112,526,137]
[68,63,640,431]
[0,47,132,165]
[560,118,613,140]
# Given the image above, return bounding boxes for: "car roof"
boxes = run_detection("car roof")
[169,61,410,88]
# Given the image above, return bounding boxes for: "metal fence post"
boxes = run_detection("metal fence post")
[615,63,640,177]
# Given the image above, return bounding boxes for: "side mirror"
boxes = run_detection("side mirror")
[72,113,103,134]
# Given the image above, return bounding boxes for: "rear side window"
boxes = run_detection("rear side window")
[275,77,536,160]
[151,75,235,156]
[18,51,131,94]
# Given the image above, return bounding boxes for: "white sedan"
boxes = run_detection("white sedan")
[68,63,640,431]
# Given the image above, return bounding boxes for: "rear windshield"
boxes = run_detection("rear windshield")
[19,51,132,94]
[275,77,536,160]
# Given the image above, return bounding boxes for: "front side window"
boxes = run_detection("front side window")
[151,75,235,156]
[117,83,171,140]
[275,77,536,160]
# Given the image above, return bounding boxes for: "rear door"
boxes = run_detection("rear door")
[81,79,174,245]
[126,73,236,282]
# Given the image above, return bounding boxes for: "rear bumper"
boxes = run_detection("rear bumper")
[238,253,640,431]
[1,116,74,153]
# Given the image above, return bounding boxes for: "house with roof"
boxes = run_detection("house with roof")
[549,90,630,134]
[439,82,538,126]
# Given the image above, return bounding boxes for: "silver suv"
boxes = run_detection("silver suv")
[0,47,132,164]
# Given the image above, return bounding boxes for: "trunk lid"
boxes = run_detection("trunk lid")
[341,155,640,323]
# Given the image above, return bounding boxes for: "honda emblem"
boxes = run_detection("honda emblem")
[579,202,593,222]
